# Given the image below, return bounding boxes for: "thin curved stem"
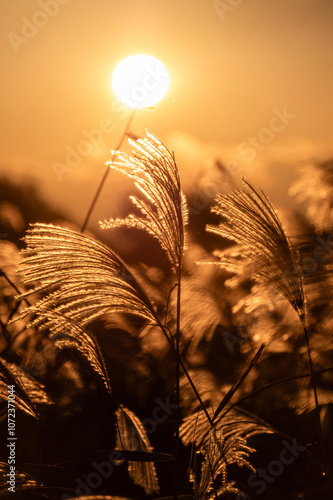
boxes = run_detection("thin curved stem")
[226,365,333,414]
[303,322,331,498]
[213,343,266,423]
[81,109,136,232]
[173,273,181,499]
[0,268,31,307]
[154,315,213,427]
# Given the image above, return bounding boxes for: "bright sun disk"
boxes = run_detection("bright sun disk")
[111,54,169,109]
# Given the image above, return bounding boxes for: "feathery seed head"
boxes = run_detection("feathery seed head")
[101,131,188,273]
[207,181,305,319]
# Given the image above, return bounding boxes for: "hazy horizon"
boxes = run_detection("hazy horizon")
[1,0,333,226]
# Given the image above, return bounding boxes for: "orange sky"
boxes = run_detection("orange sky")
[1,0,333,226]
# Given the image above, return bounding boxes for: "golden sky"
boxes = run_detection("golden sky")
[1,0,333,225]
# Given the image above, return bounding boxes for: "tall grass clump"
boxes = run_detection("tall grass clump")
[0,133,332,499]
[206,179,332,497]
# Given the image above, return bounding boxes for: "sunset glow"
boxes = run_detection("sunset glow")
[111,54,169,108]
[1,2,333,498]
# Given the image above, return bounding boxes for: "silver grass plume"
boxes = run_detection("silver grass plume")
[115,405,159,495]
[206,180,305,321]
[181,402,262,499]
[100,131,188,274]
[100,131,189,476]
[190,429,255,500]
[206,180,330,482]
[17,223,157,333]
[180,405,272,452]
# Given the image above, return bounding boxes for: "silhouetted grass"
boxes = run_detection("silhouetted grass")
[0,134,332,499]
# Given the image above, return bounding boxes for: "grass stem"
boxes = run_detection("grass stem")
[303,322,332,499]
[173,275,181,499]
[81,109,136,232]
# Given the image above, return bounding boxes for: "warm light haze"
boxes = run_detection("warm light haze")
[1,0,333,220]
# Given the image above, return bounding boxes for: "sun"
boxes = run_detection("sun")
[111,54,169,109]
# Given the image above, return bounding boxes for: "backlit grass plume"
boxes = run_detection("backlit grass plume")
[100,131,188,274]
[188,429,255,500]
[206,180,305,320]
[207,180,330,486]
[100,131,189,473]
[17,224,157,334]
[180,404,272,450]
[116,405,159,495]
